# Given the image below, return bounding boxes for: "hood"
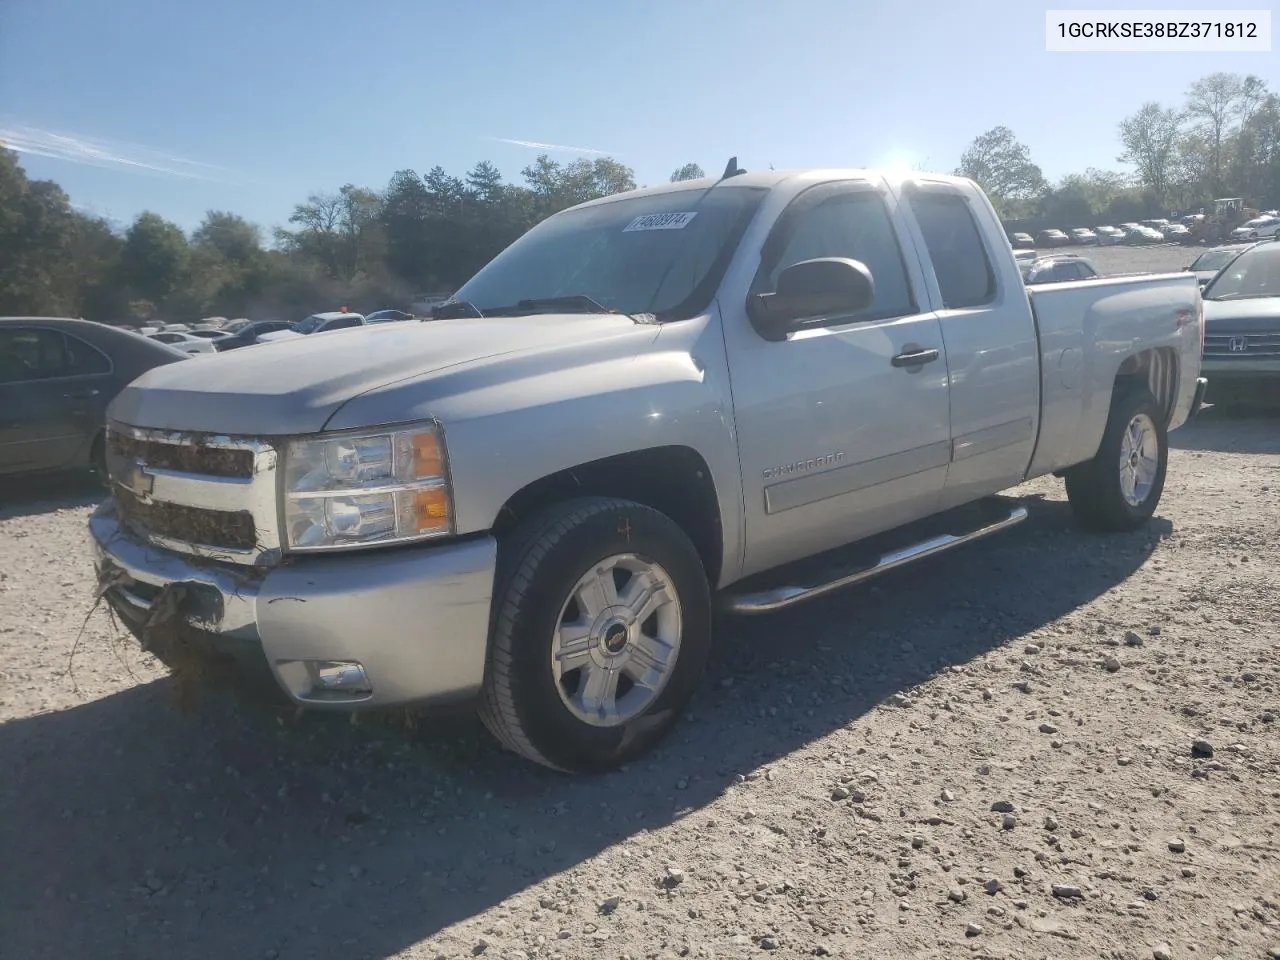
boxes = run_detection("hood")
[1203,297,1280,330]
[107,313,651,435]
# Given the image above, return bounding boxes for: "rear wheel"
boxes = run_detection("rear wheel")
[1065,388,1168,532]
[478,496,712,773]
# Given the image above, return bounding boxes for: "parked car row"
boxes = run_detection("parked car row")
[1011,215,1205,250]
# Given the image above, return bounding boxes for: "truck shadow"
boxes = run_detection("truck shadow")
[0,472,104,519]
[0,495,1168,960]
[1169,405,1280,455]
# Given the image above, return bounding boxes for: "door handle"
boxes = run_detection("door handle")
[890,348,940,368]
[64,389,100,399]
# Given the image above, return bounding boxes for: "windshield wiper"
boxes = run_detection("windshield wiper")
[483,295,621,317]
[429,299,485,320]
[1205,292,1280,301]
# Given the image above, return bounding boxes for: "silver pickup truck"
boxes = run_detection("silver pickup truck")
[91,165,1207,773]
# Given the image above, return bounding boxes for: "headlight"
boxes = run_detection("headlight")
[281,421,452,551]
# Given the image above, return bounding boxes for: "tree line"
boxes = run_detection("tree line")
[957,71,1279,225]
[3,69,1277,326]
[0,149,710,325]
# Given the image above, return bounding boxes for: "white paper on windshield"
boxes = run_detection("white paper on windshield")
[623,212,698,232]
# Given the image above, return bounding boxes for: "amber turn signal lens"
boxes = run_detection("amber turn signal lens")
[411,432,444,479]
[411,487,449,532]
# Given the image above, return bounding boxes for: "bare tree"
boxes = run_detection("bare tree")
[1118,103,1183,207]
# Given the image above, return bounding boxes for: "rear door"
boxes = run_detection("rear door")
[721,178,952,577]
[894,181,1041,510]
[0,326,110,474]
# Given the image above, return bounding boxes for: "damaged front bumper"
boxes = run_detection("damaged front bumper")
[89,501,497,708]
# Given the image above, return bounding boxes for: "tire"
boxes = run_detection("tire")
[1064,388,1168,532]
[478,496,712,774]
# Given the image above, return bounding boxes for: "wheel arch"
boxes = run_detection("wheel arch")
[491,445,725,589]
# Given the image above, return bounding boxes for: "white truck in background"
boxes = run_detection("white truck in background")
[91,162,1207,774]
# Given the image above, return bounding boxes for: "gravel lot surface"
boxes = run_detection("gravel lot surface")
[3,263,1278,959]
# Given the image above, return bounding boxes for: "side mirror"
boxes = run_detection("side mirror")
[748,257,875,342]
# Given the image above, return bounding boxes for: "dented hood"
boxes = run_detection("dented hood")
[108,313,644,435]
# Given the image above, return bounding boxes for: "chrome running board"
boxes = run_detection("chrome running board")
[721,497,1028,615]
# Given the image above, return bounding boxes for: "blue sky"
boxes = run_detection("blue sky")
[1,0,1276,233]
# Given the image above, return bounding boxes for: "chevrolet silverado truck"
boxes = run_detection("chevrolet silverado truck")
[90,164,1208,773]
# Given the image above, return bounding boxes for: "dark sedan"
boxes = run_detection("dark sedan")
[0,317,187,480]
[213,318,296,351]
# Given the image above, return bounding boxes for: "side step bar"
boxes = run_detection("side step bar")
[721,499,1028,615]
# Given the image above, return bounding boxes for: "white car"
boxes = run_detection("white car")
[257,311,367,344]
[1231,216,1280,241]
[147,331,218,355]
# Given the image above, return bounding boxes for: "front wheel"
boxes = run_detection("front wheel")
[1064,388,1168,532]
[478,497,712,773]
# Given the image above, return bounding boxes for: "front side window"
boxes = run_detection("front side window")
[905,190,997,309]
[0,328,69,383]
[750,188,916,322]
[453,185,767,321]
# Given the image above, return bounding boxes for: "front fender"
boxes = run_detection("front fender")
[324,312,745,584]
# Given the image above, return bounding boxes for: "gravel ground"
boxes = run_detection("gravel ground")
[3,408,1280,956]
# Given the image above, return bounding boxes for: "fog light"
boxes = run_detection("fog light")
[313,660,371,693]
[275,659,373,702]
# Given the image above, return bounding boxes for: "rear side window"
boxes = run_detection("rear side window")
[905,191,997,309]
[64,334,111,375]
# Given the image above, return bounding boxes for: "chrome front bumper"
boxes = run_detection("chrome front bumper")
[89,501,497,708]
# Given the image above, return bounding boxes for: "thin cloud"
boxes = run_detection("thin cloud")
[490,136,616,156]
[0,124,237,182]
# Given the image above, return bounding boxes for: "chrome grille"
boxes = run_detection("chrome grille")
[105,423,281,565]
[1204,332,1280,358]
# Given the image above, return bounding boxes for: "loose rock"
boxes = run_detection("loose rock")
[1039,723,1059,734]
[1052,884,1084,900]
[1103,656,1122,673]
[1191,740,1215,759]
[1168,838,1186,853]
[965,922,983,937]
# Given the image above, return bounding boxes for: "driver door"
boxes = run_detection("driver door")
[720,179,952,578]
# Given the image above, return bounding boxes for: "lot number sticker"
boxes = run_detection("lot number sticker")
[623,212,698,232]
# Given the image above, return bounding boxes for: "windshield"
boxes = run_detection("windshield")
[1191,250,1238,272]
[293,314,328,334]
[451,185,767,320]
[1203,244,1280,300]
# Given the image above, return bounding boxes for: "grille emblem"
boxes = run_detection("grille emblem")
[1228,336,1248,352]
[119,460,155,498]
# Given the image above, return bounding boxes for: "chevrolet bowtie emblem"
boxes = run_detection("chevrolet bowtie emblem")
[121,461,155,498]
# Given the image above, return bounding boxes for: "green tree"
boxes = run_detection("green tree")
[118,212,188,308]
[956,126,1046,217]
[1118,103,1183,209]
[670,162,705,182]
[192,211,263,265]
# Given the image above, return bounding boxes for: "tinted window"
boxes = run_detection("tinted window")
[906,191,996,309]
[64,334,111,375]
[0,328,68,383]
[322,317,363,331]
[752,189,915,322]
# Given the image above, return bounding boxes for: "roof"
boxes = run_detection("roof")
[565,167,980,213]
